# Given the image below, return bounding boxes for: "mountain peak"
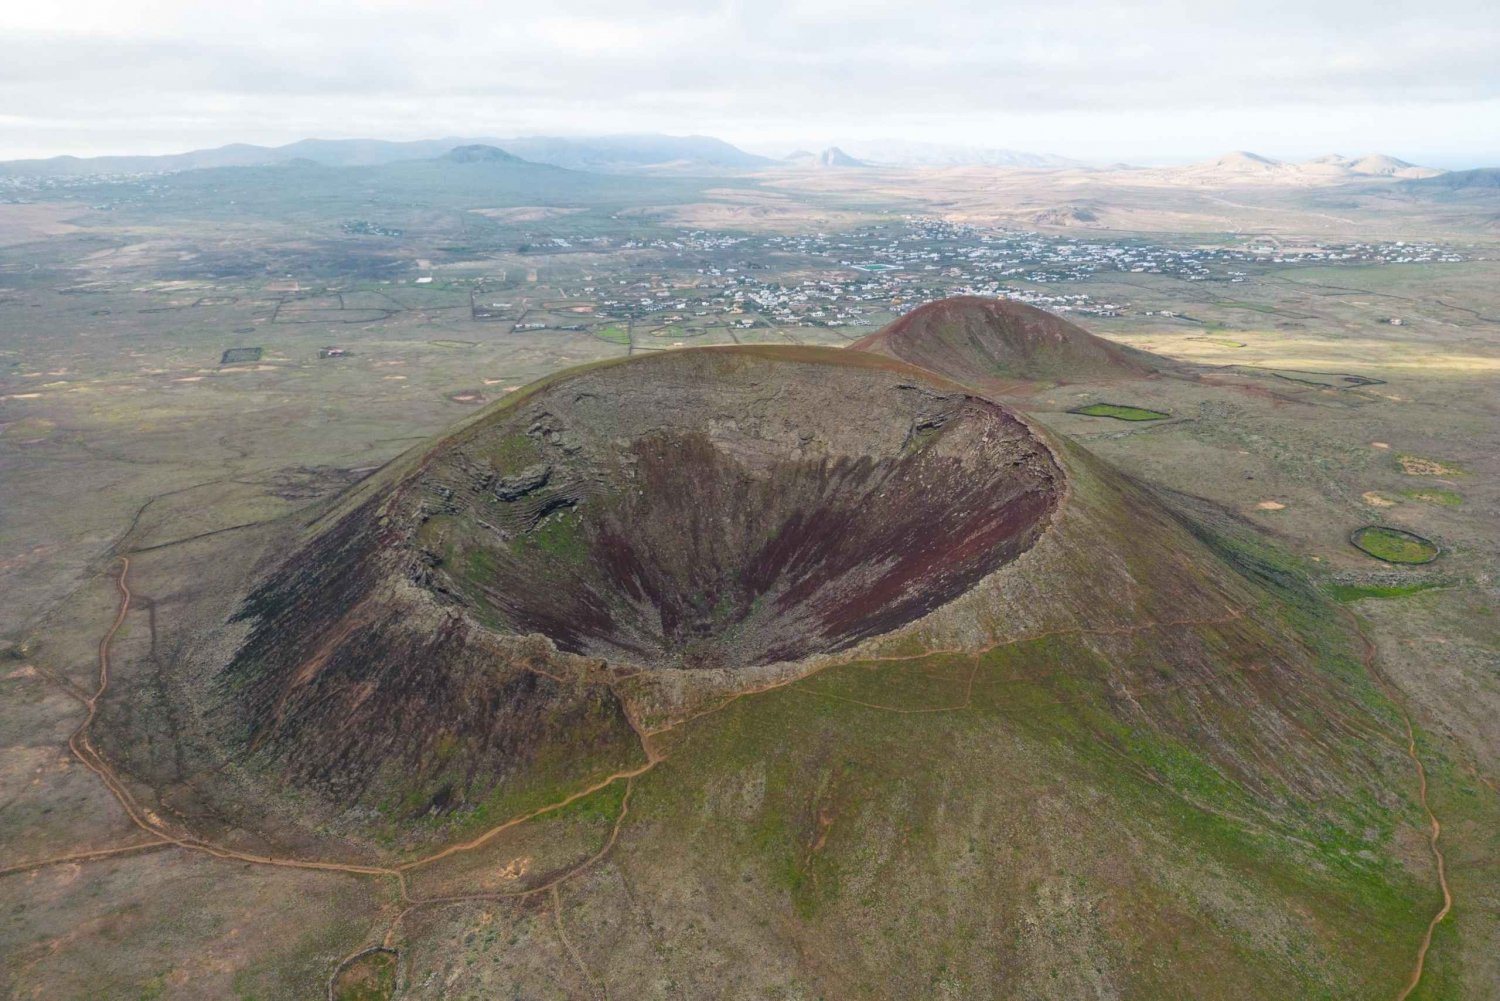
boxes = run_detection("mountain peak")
[1347,153,1416,175]
[1213,150,1281,168]
[441,144,524,164]
[817,146,867,168]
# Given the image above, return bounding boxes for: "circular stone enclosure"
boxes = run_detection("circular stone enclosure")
[1350,525,1439,565]
[403,350,1063,669]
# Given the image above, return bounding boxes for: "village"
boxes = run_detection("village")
[510,218,1471,334]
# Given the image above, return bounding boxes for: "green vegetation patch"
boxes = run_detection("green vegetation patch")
[1350,526,1440,565]
[330,948,397,1001]
[220,346,262,364]
[596,324,630,345]
[1397,454,1465,477]
[1400,487,1463,507]
[484,432,539,474]
[546,774,629,826]
[464,546,499,582]
[632,599,1429,997]
[1326,581,1443,602]
[0,417,55,441]
[516,509,588,563]
[1069,402,1171,421]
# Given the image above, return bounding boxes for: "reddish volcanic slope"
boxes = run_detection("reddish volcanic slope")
[217,346,1061,817]
[852,296,1162,389]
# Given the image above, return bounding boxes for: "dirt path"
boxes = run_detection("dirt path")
[22,555,652,996]
[6,556,1459,1001]
[52,558,405,881]
[0,838,172,878]
[3,560,652,890]
[1345,613,1454,1001]
[1394,712,1452,1001]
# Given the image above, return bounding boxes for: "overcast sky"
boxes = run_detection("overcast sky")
[4,0,1498,166]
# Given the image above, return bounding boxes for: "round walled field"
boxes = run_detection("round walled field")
[1350,525,1440,564]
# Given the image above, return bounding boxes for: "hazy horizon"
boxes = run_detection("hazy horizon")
[1,131,1495,173]
[4,0,1498,167]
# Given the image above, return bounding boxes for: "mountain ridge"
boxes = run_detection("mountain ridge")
[0,133,774,177]
[1176,150,1444,180]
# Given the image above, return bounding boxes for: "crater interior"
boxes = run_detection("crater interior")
[404,349,1063,669]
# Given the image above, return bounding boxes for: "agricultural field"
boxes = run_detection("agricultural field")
[1068,402,1171,421]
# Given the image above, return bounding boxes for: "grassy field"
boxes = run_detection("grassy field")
[1327,581,1445,602]
[1069,402,1171,421]
[1352,526,1441,564]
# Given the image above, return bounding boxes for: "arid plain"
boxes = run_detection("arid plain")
[1,153,1497,999]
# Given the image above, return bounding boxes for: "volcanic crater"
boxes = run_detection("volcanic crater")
[218,347,1061,818]
[189,304,1404,902]
[405,347,1062,669]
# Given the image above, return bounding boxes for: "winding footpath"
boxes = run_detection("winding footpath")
[1345,613,1454,1001]
[2,556,1463,1001]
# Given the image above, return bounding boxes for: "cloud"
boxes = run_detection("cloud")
[1,0,1497,162]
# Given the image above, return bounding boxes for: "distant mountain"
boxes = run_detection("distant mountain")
[497,134,774,172]
[27,149,706,227]
[1346,154,1409,175]
[782,147,869,169]
[1302,153,1442,179]
[441,144,525,164]
[269,138,465,166]
[0,138,466,176]
[0,133,773,177]
[1173,151,1444,183]
[817,147,867,168]
[839,140,1082,169]
[1187,151,1284,174]
[1346,154,1442,178]
[1402,167,1500,191]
